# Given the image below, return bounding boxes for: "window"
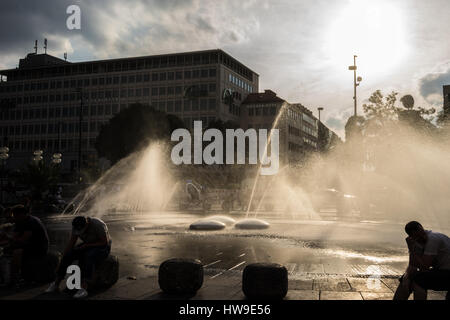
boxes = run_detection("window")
[152,73,158,81]
[200,99,207,110]
[167,101,174,112]
[208,99,216,110]
[175,100,182,112]
[159,73,166,81]
[209,69,216,77]
[168,72,174,80]
[201,69,208,78]
[184,70,191,79]
[152,88,158,96]
[184,100,191,111]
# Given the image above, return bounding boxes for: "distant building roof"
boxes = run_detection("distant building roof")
[242,89,285,104]
[18,53,70,69]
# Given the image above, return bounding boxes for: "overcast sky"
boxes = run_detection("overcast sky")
[1,0,449,137]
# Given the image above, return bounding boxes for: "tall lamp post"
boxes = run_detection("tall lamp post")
[348,55,362,116]
[317,107,324,122]
[75,88,83,184]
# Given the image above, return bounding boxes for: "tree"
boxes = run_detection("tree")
[362,90,436,135]
[95,103,185,164]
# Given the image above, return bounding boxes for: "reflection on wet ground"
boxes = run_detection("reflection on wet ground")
[43,211,446,280]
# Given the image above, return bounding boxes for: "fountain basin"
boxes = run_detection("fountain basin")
[190,219,226,230]
[235,218,270,230]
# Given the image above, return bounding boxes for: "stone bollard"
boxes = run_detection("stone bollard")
[158,258,203,294]
[22,251,62,283]
[242,263,288,299]
[89,255,120,289]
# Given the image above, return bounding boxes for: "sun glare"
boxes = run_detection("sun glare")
[323,0,408,79]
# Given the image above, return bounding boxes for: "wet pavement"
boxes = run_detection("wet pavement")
[1,211,449,300]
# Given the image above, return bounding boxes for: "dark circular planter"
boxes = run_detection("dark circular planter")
[90,255,119,289]
[242,263,288,299]
[158,258,203,294]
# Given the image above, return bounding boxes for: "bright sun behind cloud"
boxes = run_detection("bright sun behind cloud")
[323,0,409,80]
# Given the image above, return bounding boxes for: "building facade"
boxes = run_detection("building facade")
[240,90,339,166]
[0,49,259,172]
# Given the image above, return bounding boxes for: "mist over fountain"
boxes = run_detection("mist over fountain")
[66,142,177,217]
[64,104,450,234]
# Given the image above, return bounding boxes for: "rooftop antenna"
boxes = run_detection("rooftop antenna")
[64,52,67,61]
[44,38,47,54]
[34,40,38,54]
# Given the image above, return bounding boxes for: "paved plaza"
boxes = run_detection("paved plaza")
[1,211,448,300]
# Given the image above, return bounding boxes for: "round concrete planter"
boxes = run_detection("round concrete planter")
[90,255,119,289]
[158,258,203,294]
[242,263,288,299]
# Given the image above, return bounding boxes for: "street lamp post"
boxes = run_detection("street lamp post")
[317,107,324,122]
[348,55,362,116]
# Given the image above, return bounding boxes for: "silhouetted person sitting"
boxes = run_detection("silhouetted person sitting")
[46,216,111,299]
[394,221,450,300]
[7,205,49,285]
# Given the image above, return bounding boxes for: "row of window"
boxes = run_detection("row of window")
[0,69,218,93]
[302,124,318,138]
[0,121,108,136]
[248,106,277,117]
[5,138,96,152]
[302,112,317,126]
[0,98,218,121]
[288,125,301,137]
[228,74,253,93]
[0,83,217,105]
[304,137,317,148]
[287,108,302,122]
[247,123,273,130]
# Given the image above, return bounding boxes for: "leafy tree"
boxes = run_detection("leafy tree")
[362,90,436,134]
[95,103,185,164]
